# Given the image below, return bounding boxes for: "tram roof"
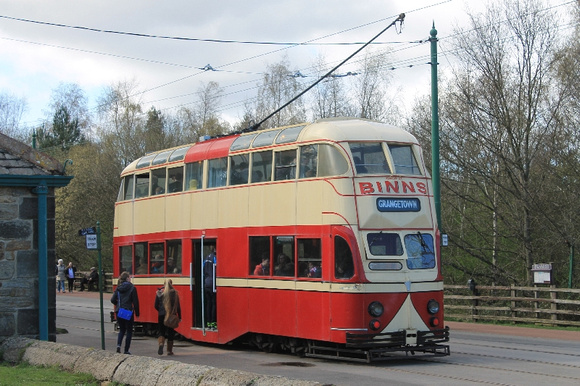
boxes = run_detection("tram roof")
[121,118,418,175]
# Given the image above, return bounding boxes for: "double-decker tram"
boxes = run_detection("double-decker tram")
[113,117,450,362]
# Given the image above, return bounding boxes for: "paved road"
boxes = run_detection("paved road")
[56,291,580,386]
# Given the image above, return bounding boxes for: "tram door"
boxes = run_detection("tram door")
[192,238,216,328]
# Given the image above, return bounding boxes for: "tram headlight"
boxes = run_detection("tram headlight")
[427,299,440,314]
[368,301,384,317]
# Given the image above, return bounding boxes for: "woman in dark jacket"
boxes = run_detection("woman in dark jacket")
[111,271,140,354]
[154,279,181,355]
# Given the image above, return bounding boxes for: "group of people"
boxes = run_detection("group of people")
[111,272,181,356]
[55,259,99,293]
[55,259,78,293]
[253,253,322,278]
[111,245,217,355]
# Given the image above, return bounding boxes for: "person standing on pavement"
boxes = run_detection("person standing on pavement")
[154,279,181,355]
[111,272,140,355]
[55,259,66,293]
[66,262,77,292]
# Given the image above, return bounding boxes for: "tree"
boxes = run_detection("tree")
[55,142,121,271]
[0,92,27,139]
[436,0,567,285]
[177,81,230,142]
[310,55,353,119]
[254,58,307,128]
[96,80,145,167]
[351,50,400,124]
[144,107,167,153]
[38,106,84,151]
[47,83,90,133]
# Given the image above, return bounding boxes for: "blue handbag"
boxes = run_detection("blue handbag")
[116,290,133,320]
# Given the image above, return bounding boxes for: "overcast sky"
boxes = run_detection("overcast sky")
[0,0,573,128]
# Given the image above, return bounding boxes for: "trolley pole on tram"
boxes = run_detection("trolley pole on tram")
[430,23,442,228]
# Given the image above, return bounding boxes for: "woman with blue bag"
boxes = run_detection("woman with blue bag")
[111,271,140,354]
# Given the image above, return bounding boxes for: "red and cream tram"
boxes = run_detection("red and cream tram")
[113,117,450,361]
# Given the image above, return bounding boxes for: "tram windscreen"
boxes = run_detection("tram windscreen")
[404,233,435,269]
[367,233,403,256]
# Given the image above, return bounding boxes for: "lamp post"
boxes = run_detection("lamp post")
[430,23,441,228]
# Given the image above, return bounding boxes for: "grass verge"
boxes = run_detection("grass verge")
[0,362,101,385]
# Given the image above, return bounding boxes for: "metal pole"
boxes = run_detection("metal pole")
[569,244,574,288]
[430,23,441,228]
[201,235,205,334]
[97,221,105,349]
[33,183,48,341]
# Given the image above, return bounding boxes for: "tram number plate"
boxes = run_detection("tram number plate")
[376,198,421,212]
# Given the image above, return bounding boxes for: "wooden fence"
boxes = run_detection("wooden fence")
[444,284,580,327]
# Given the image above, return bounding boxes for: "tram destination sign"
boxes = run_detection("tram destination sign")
[376,197,421,212]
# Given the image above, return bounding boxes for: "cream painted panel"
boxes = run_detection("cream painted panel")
[133,198,166,235]
[322,180,358,226]
[114,202,134,238]
[165,193,191,232]
[248,182,296,227]
[296,181,323,225]
[192,190,220,230]
[218,187,249,228]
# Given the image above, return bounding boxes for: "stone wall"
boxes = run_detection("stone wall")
[0,186,57,342]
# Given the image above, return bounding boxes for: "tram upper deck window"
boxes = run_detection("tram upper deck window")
[230,134,256,151]
[122,175,134,201]
[276,125,305,144]
[367,233,404,256]
[208,157,227,188]
[349,142,391,174]
[230,154,249,185]
[298,145,317,178]
[252,129,280,148]
[135,173,149,198]
[185,161,203,190]
[274,149,297,181]
[318,144,348,177]
[405,233,435,269]
[136,154,155,169]
[168,167,184,193]
[251,151,272,183]
[168,147,188,162]
[151,168,166,195]
[389,145,421,175]
[152,150,172,166]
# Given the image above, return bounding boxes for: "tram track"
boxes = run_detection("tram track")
[451,340,580,359]
[402,352,580,385]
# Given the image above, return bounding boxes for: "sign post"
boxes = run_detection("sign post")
[78,223,105,350]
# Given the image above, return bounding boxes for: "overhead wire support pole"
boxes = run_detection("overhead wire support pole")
[429,23,441,229]
[250,13,406,131]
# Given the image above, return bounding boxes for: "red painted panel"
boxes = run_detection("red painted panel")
[410,289,445,329]
[184,136,238,163]
[296,290,330,341]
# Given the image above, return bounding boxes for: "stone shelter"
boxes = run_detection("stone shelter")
[0,133,72,342]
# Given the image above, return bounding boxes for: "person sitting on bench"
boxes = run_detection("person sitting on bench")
[80,267,99,291]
